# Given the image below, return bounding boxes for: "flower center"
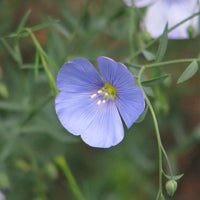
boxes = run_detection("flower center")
[90,82,117,105]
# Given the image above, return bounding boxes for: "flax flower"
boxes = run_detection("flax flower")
[55,57,145,148]
[123,0,199,39]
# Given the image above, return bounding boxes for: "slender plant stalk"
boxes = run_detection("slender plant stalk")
[55,156,85,200]
[145,58,200,69]
[128,0,135,55]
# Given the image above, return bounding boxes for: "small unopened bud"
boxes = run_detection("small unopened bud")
[142,32,152,42]
[165,180,177,196]
[187,26,195,38]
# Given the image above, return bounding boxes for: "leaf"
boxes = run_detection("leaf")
[141,74,169,87]
[34,50,40,80]
[135,106,148,123]
[163,172,184,181]
[177,61,199,84]
[0,38,20,63]
[142,50,155,61]
[17,10,31,32]
[30,19,59,32]
[156,23,168,62]
[53,23,71,39]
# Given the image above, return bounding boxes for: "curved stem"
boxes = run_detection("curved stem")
[138,66,175,197]
[161,144,173,179]
[128,0,135,55]
[138,67,163,197]
[55,156,85,200]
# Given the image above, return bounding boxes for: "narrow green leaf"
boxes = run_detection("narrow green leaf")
[0,82,8,98]
[141,74,169,87]
[156,23,168,62]
[53,23,71,39]
[177,61,199,84]
[0,101,29,111]
[34,50,40,80]
[6,19,58,39]
[163,171,184,181]
[30,19,59,32]
[135,106,148,123]
[40,54,58,96]
[142,50,155,61]
[0,39,17,61]
[17,9,31,32]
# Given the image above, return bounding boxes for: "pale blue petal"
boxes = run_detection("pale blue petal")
[57,58,104,93]
[116,86,145,128]
[123,0,157,7]
[97,56,135,90]
[81,100,124,148]
[143,0,199,39]
[143,0,169,38]
[168,0,199,39]
[55,91,99,136]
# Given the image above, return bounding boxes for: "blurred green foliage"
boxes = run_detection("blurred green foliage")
[0,0,200,200]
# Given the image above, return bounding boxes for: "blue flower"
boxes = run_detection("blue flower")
[55,57,145,148]
[123,0,199,39]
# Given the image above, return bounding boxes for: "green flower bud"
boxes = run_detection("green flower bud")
[165,180,177,196]
[142,32,152,42]
[187,26,195,38]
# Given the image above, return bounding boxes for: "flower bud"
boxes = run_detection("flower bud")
[165,180,177,196]
[187,26,195,38]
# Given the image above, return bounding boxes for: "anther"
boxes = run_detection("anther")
[97,100,102,105]
[105,92,109,97]
[98,90,103,94]
[90,94,97,98]
[102,100,106,104]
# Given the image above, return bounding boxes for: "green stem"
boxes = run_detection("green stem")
[128,0,135,55]
[128,11,200,61]
[55,156,85,200]
[138,67,163,198]
[161,144,173,179]
[138,66,175,197]
[145,58,200,69]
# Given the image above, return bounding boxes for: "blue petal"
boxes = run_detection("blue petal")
[97,56,135,89]
[55,91,99,136]
[81,100,124,148]
[116,86,145,128]
[143,0,198,39]
[168,0,199,39]
[57,58,104,93]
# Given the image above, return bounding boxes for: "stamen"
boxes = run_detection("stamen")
[105,92,108,97]
[102,100,106,104]
[90,93,97,98]
[97,100,102,105]
[98,90,103,94]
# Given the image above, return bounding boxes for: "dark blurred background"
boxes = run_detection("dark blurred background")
[0,0,200,199]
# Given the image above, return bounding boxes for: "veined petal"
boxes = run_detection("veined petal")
[57,58,104,93]
[116,86,145,128]
[143,0,170,38]
[97,56,135,90]
[55,91,99,136]
[81,100,124,148]
[168,0,199,39]
[123,0,157,7]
